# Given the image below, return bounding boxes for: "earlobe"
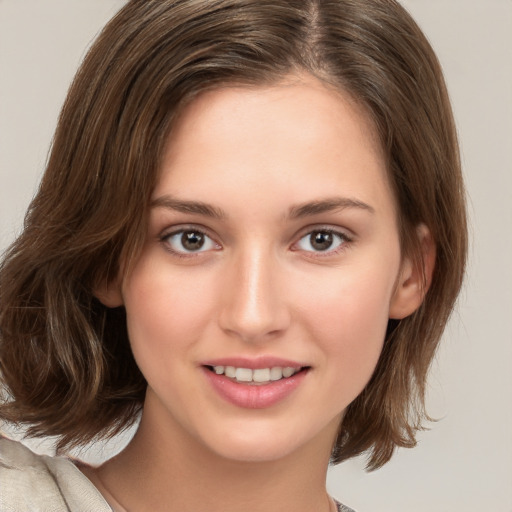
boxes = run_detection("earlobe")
[94,279,124,308]
[389,224,435,320]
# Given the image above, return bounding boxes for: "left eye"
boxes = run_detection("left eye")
[296,230,346,253]
[164,230,218,254]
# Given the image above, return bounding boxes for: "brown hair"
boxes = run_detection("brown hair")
[0,0,466,470]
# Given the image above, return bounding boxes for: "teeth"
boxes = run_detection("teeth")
[253,368,270,382]
[224,366,236,378]
[282,367,295,378]
[235,368,252,382]
[211,365,301,383]
[269,367,283,381]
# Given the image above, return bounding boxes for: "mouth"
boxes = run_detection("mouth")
[204,365,309,385]
[202,362,310,409]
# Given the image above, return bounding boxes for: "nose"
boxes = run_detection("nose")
[218,247,291,343]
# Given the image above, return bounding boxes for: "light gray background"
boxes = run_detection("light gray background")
[1,1,511,511]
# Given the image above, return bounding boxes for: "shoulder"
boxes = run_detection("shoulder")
[0,435,112,512]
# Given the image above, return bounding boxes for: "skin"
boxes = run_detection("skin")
[92,74,431,512]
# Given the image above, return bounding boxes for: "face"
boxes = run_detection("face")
[101,75,421,463]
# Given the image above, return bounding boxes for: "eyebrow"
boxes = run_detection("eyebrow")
[288,197,375,218]
[150,196,227,219]
[150,195,374,220]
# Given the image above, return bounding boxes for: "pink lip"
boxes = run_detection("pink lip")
[201,363,309,410]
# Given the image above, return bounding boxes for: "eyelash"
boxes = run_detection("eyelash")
[292,227,352,257]
[160,226,220,259]
[160,226,352,259]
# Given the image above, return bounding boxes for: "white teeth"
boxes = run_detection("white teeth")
[269,367,283,381]
[282,367,295,378]
[210,365,301,383]
[253,368,270,382]
[235,368,253,382]
[225,366,236,378]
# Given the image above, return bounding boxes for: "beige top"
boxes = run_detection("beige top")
[0,435,354,512]
[0,435,112,511]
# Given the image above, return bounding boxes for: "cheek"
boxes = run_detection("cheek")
[122,262,217,372]
[293,261,397,378]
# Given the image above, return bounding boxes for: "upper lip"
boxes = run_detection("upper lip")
[201,356,308,370]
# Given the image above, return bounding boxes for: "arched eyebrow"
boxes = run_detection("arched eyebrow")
[288,197,375,218]
[150,195,227,219]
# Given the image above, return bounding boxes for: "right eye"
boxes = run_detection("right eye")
[162,229,220,255]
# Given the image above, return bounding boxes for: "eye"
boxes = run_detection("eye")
[163,229,219,255]
[295,229,347,253]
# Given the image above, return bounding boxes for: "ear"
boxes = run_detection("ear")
[389,224,435,320]
[94,278,124,308]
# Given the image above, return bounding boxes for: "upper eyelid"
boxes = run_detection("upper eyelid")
[293,224,354,241]
[160,224,216,239]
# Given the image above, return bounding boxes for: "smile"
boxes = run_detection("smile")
[202,360,310,408]
[207,365,302,384]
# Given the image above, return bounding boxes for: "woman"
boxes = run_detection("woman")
[0,1,467,510]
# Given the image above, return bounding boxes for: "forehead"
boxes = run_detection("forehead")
[154,74,394,219]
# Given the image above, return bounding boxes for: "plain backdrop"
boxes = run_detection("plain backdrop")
[1,1,511,511]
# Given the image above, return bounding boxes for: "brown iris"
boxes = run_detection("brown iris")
[310,231,334,251]
[181,231,205,251]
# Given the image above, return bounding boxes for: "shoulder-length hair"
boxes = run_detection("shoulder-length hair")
[0,0,466,470]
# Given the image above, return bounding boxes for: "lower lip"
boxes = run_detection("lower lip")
[202,367,308,409]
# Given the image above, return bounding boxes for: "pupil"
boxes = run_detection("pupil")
[182,231,204,251]
[311,231,333,251]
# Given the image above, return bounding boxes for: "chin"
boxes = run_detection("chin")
[211,438,299,464]
[198,416,340,465]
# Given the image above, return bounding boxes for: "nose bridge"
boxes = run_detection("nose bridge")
[219,242,289,341]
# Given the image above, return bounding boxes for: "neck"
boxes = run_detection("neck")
[93,400,339,512]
